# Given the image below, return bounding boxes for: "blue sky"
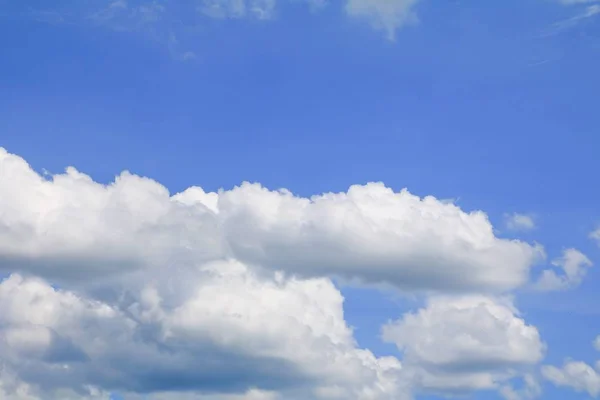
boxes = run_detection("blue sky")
[1,0,600,399]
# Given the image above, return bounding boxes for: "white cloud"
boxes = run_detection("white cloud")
[0,148,550,399]
[217,182,543,293]
[545,1,600,36]
[533,248,592,291]
[542,336,600,397]
[0,148,228,289]
[0,148,543,295]
[505,213,536,232]
[0,268,407,399]
[162,259,406,398]
[542,361,600,397]
[345,0,420,40]
[381,296,544,397]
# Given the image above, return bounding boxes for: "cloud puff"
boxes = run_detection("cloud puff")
[543,361,600,397]
[542,335,600,397]
[0,148,228,289]
[533,248,592,291]
[505,213,536,232]
[382,296,544,396]
[217,182,543,293]
[0,148,542,295]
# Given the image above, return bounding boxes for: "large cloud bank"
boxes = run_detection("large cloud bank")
[0,148,548,399]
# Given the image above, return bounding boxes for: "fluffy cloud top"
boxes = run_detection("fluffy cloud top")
[0,148,542,294]
[0,266,406,399]
[382,296,544,395]
[216,183,544,293]
[543,361,600,397]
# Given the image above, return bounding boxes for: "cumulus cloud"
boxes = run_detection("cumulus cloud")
[218,182,544,293]
[533,248,592,291]
[505,213,536,232]
[0,268,406,399]
[543,361,600,397]
[542,335,600,397]
[382,296,544,396]
[0,148,543,295]
[0,158,227,289]
[0,148,550,399]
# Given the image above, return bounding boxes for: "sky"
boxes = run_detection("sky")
[1,0,600,399]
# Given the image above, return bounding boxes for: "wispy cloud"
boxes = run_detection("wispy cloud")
[590,226,600,243]
[10,0,422,48]
[12,0,598,56]
[88,0,167,31]
[556,3,600,27]
[201,0,278,20]
[505,213,536,232]
[540,1,600,37]
[345,0,420,40]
